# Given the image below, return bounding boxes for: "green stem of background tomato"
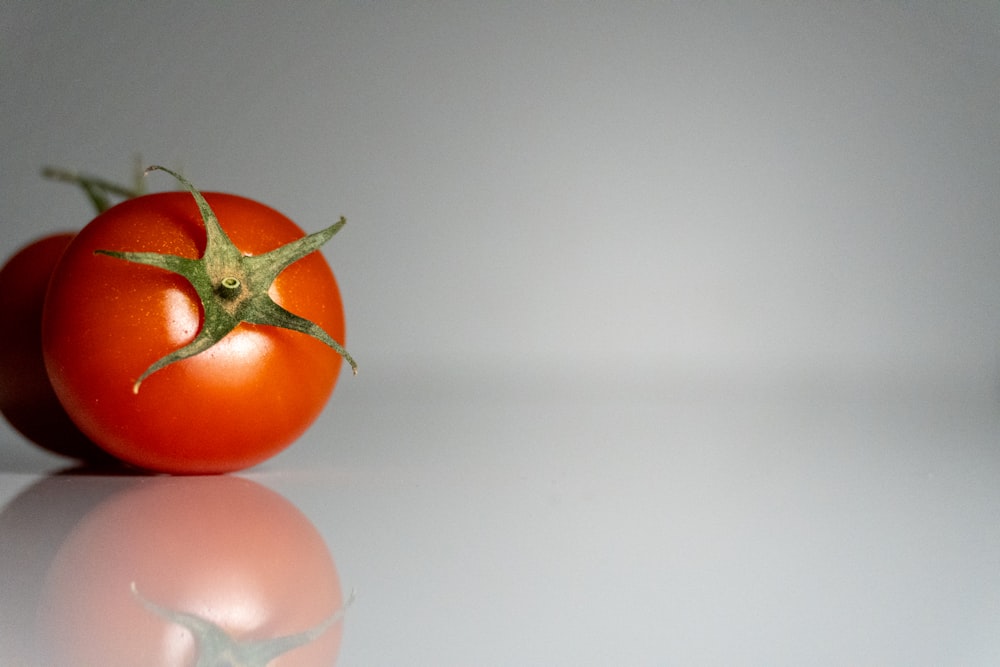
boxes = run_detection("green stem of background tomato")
[41,158,147,213]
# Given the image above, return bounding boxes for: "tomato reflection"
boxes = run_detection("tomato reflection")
[19,474,346,666]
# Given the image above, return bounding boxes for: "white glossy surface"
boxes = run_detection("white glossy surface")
[3,370,1000,664]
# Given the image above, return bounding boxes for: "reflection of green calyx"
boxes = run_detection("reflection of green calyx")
[130,582,352,666]
[96,166,356,394]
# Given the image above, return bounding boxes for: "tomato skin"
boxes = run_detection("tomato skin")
[35,475,345,666]
[0,233,109,460]
[41,192,346,473]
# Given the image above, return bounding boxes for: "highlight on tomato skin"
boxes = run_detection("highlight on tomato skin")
[31,475,348,666]
[0,233,113,462]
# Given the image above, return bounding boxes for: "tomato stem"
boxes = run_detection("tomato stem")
[217,277,243,299]
[42,163,146,214]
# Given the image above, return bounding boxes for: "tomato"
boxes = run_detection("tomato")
[34,475,347,666]
[0,233,110,461]
[42,172,352,474]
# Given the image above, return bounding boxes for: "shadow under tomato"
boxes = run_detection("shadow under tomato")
[0,472,348,667]
[0,437,132,475]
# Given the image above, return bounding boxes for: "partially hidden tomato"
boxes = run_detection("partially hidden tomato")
[41,168,354,474]
[0,233,109,461]
[34,475,347,666]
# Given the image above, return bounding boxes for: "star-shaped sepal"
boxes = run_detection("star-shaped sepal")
[95,166,356,393]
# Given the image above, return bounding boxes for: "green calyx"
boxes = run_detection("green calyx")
[96,165,356,394]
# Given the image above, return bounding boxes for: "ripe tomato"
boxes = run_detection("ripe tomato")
[42,185,349,474]
[0,233,109,461]
[34,475,347,666]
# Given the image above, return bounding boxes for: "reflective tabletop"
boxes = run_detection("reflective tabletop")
[3,369,999,665]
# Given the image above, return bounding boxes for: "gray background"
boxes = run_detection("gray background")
[3,1,998,383]
[3,3,1000,665]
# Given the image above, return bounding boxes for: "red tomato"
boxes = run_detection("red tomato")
[0,233,109,461]
[42,191,348,473]
[34,475,347,666]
